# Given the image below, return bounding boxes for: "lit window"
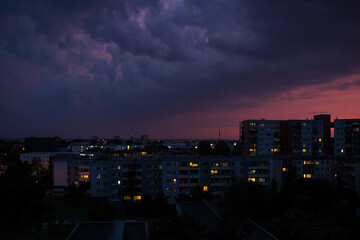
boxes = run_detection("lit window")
[221,162,230,167]
[341,149,344,153]
[248,178,256,182]
[173,179,177,183]
[203,186,208,191]
[211,170,218,174]
[282,168,288,172]
[117,165,121,170]
[134,195,141,200]
[302,149,306,152]
[190,162,199,167]
[124,196,131,200]
[319,138,322,142]
[118,180,121,185]
[96,174,101,179]
[81,175,89,179]
[303,174,312,179]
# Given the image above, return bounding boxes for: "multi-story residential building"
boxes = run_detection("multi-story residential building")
[241,120,280,156]
[334,119,360,156]
[290,119,323,156]
[279,156,335,183]
[314,114,331,155]
[241,116,324,157]
[90,157,162,202]
[89,155,281,204]
[162,156,281,204]
[334,158,360,193]
[53,154,94,187]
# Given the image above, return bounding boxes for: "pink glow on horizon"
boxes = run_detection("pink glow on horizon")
[137,74,360,140]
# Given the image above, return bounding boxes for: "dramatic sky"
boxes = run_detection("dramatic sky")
[1,0,360,139]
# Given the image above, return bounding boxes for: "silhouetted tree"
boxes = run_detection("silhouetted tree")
[231,142,242,155]
[197,141,212,156]
[214,141,230,155]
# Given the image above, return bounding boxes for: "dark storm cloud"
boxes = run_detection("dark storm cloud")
[1,0,360,138]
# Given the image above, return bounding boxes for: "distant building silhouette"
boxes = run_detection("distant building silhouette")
[24,136,63,152]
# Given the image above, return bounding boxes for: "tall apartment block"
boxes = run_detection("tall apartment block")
[334,119,360,156]
[241,117,325,157]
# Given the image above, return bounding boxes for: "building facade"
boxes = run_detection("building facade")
[334,119,360,156]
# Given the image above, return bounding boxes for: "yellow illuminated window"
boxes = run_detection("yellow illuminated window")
[211,170,218,174]
[117,165,121,170]
[274,149,279,152]
[221,162,230,167]
[81,175,89,179]
[117,180,121,185]
[282,168,288,172]
[74,181,78,185]
[302,149,306,152]
[203,186,208,191]
[341,149,344,153]
[303,161,312,165]
[173,179,177,183]
[124,196,131,200]
[319,138,322,142]
[141,152,147,155]
[190,162,199,167]
[127,146,130,150]
[303,174,312,179]
[96,174,101,179]
[134,195,142,200]
[248,178,256,182]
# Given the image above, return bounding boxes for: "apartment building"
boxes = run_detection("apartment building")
[334,119,360,157]
[280,156,335,183]
[53,154,94,187]
[334,158,360,193]
[241,116,325,157]
[161,156,281,204]
[89,155,281,204]
[90,157,162,202]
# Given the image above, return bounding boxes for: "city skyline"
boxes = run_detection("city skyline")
[1,1,360,139]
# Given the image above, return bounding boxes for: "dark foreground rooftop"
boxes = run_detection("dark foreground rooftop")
[67,221,147,240]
